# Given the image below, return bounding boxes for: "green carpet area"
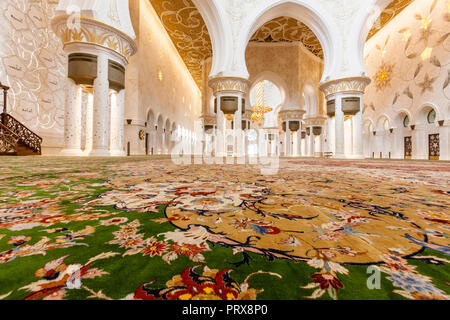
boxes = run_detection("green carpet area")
[0,156,448,300]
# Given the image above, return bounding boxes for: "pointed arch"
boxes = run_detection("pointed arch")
[249,71,289,108]
[192,0,233,78]
[376,113,393,131]
[350,0,396,78]
[235,0,343,82]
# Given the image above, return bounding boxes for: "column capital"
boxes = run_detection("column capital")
[319,77,371,98]
[304,116,327,127]
[278,109,306,121]
[208,76,250,95]
[52,15,137,63]
[200,114,217,126]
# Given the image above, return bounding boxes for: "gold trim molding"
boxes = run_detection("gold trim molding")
[319,77,371,98]
[51,15,137,62]
[208,77,251,95]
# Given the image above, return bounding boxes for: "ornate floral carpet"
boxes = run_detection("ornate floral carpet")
[0,156,449,300]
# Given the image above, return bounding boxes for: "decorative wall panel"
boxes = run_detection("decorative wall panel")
[404,136,412,158]
[367,0,415,40]
[429,133,440,160]
[0,0,66,147]
[363,0,449,124]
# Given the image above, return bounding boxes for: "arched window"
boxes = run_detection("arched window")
[403,115,410,128]
[427,109,436,124]
[383,118,389,131]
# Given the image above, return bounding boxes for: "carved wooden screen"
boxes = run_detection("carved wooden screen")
[404,136,412,159]
[429,134,440,160]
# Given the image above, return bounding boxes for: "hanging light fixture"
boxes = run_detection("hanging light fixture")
[250,81,272,122]
[251,105,272,122]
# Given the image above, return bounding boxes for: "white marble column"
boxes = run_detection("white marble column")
[215,95,225,158]
[316,129,323,156]
[297,130,303,156]
[285,121,291,157]
[304,130,309,156]
[84,93,94,154]
[345,117,353,156]
[334,95,345,158]
[90,53,110,156]
[413,124,427,159]
[293,130,298,156]
[61,79,83,156]
[440,122,450,161]
[392,128,403,159]
[234,95,243,159]
[326,117,332,155]
[353,109,363,158]
[110,89,126,156]
[309,127,315,157]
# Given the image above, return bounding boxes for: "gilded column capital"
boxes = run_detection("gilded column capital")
[208,76,251,95]
[304,116,328,127]
[278,109,306,121]
[200,114,217,126]
[51,15,137,63]
[319,77,371,98]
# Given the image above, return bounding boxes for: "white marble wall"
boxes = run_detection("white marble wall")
[363,0,450,160]
[124,0,202,156]
[0,0,66,154]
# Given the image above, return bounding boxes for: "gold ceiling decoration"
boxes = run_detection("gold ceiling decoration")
[149,0,413,89]
[149,0,212,89]
[367,0,415,40]
[250,17,324,58]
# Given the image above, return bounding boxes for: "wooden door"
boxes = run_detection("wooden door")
[429,134,440,160]
[404,136,412,159]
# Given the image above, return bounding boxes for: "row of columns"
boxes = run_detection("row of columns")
[52,14,136,157]
[320,78,370,159]
[62,52,126,157]
[204,77,337,159]
[206,77,370,160]
[332,93,363,158]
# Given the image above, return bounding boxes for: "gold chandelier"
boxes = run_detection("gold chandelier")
[250,105,272,122]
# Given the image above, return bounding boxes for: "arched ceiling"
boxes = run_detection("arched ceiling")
[149,0,212,89]
[249,17,324,58]
[149,0,414,89]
